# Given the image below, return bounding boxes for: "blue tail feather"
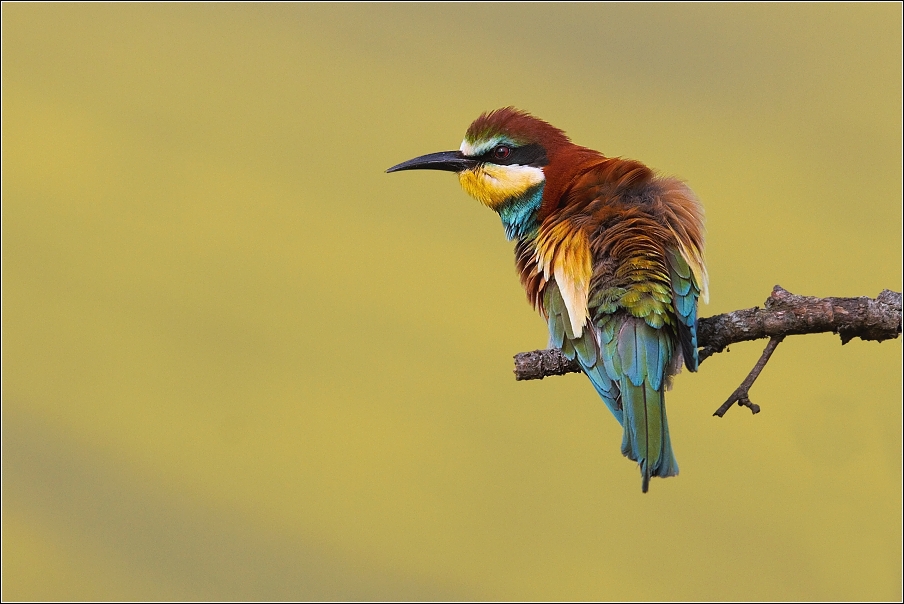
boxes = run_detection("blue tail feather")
[614,317,678,492]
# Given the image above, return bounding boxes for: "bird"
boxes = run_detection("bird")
[387,107,707,492]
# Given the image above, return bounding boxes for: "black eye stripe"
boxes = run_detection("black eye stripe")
[478,143,548,168]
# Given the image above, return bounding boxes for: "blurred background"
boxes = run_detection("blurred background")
[2,4,901,600]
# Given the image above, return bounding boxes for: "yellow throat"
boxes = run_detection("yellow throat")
[458,163,545,210]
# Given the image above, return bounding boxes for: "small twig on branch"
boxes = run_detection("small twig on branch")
[512,286,902,413]
[712,336,783,417]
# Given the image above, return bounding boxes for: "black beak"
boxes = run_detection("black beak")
[386,150,478,174]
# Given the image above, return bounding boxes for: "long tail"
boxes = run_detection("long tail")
[604,316,679,492]
[620,377,678,492]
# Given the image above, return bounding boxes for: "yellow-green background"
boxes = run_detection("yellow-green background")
[3,4,901,600]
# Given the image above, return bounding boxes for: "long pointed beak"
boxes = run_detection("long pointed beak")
[386,150,478,174]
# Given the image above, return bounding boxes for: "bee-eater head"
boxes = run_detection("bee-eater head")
[387,107,572,211]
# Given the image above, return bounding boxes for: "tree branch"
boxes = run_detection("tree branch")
[513,286,902,381]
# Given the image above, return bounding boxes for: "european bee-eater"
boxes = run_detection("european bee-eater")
[387,107,708,492]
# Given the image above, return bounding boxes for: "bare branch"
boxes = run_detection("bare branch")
[513,286,902,381]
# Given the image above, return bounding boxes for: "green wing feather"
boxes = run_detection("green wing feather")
[544,283,622,424]
[666,248,702,371]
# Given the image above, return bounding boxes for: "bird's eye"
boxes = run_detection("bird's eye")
[493,145,511,160]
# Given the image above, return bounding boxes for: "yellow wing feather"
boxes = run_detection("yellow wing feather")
[535,223,592,337]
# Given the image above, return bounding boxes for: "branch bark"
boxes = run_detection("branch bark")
[513,286,902,381]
